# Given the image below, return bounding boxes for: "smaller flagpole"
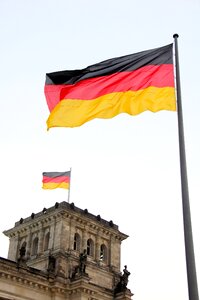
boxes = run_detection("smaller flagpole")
[173,34,199,300]
[67,168,72,203]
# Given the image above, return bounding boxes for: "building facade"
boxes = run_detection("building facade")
[0,201,133,300]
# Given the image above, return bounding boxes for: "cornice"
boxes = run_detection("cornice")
[4,202,128,241]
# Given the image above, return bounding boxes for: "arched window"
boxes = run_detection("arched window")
[21,241,27,249]
[19,241,27,257]
[87,238,94,256]
[44,232,50,251]
[100,244,107,262]
[73,233,81,251]
[32,237,39,255]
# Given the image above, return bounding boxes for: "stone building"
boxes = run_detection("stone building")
[0,201,133,300]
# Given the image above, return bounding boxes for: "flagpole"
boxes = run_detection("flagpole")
[67,168,72,203]
[173,33,199,300]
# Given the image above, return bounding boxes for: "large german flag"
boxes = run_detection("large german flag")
[42,171,70,189]
[45,44,176,128]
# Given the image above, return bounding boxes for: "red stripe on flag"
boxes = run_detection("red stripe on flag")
[45,64,174,111]
[42,175,70,183]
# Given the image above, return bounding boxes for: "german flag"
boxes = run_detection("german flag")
[42,171,70,190]
[45,44,176,128]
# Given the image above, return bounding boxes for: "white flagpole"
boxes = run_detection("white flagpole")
[67,168,72,203]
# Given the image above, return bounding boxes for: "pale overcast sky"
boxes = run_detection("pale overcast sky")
[0,1,200,300]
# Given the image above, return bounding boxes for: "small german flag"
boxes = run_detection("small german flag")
[42,171,70,190]
[44,44,176,128]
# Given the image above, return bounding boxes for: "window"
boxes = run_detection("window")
[21,241,27,249]
[31,237,38,255]
[44,232,50,251]
[100,244,107,262]
[87,238,94,256]
[74,233,81,251]
[19,241,26,257]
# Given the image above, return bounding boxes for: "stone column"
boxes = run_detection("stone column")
[95,234,100,261]
[82,229,87,252]
[68,216,72,251]
[110,235,121,271]
[49,216,56,250]
[60,219,70,251]
[7,234,19,261]
[38,224,44,255]
[26,228,32,259]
